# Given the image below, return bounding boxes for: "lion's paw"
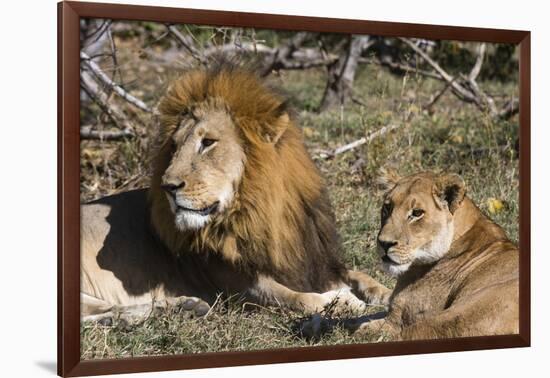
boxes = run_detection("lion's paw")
[319,288,367,314]
[169,296,211,317]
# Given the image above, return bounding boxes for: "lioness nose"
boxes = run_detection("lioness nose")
[378,239,397,253]
[161,181,185,194]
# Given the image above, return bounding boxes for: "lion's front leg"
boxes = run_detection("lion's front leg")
[81,293,211,325]
[249,275,366,314]
[346,270,392,306]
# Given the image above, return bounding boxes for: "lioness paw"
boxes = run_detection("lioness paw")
[362,286,392,306]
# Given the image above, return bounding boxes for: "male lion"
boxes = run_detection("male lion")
[353,170,519,340]
[81,64,390,321]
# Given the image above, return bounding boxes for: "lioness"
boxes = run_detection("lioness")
[354,170,519,340]
[81,64,389,322]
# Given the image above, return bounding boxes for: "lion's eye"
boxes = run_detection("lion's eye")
[199,138,217,152]
[202,138,216,147]
[411,208,425,218]
[202,138,217,147]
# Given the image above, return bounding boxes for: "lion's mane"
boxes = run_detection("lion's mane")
[148,63,345,292]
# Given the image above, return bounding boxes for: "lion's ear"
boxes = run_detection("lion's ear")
[263,112,289,145]
[433,173,466,214]
[376,167,400,193]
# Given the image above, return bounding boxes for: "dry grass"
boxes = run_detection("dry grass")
[80,26,519,359]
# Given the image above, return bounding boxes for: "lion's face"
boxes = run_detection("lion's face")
[375,170,466,276]
[160,105,245,230]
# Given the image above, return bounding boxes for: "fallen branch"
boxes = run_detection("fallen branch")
[261,32,310,75]
[399,38,517,120]
[80,126,135,141]
[80,71,136,141]
[399,38,479,105]
[361,56,442,80]
[164,27,337,74]
[317,124,401,159]
[80,51,151,113]
[81,72,135,127]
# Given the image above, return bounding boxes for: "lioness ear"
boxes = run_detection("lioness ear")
[434,174,466,214]
[376,167,401,193]
[263,112,289,144]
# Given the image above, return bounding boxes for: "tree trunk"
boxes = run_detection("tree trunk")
[319,35,370,112]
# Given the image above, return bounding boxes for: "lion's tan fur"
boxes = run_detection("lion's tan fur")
[80,64,389,318]
[148,64,347,290]
[356,171,519,340]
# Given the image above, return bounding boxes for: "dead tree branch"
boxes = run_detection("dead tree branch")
[164,28,338,75]
[399,38,479,104]
[80,126,135,141]
[80,71,136,140]
[319,36,374,111]
[468,43,486,81]
[399,38,517,120]
[166,24,207,64]
[361,56,442,80]
[80,51,151,113]
[261,32,310,75]
[317,124,401,159]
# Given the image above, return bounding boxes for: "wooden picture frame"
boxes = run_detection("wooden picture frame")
[58,1,530,376]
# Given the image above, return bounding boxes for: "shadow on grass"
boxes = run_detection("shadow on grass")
[295,310,388,341]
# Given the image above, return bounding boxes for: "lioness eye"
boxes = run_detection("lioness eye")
[411,208,425,218]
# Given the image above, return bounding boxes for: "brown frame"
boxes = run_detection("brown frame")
[58,1,531,376]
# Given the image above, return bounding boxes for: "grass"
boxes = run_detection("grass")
[80,34,519,359]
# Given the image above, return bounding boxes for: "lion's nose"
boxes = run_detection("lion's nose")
[378,239,397,253]
[161,181,185,195]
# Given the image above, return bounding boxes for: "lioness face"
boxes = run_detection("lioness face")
[376,171,466,276]
[161,106,245,230]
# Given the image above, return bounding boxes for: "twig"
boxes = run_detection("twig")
[423,78,455,111]
[80,51,151,113]
[317,124,401,159]
[166,24,207,64]
[107,24,123,85]
[82,20,112,49]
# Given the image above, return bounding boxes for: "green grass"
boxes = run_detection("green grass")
[81,298,388,358]
[80,39,519,359]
